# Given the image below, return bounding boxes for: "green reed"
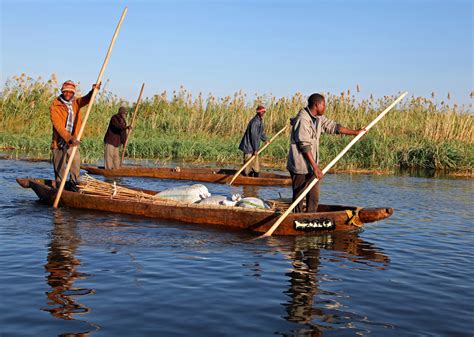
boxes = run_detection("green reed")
[1,74,473,173]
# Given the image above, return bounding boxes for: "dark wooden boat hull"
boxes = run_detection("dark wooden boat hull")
[81,165,292,186]
[16,178,394,236]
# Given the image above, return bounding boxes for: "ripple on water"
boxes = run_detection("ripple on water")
[1,159,473,336]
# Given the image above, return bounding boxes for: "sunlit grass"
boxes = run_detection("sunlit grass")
[1,73,473,172]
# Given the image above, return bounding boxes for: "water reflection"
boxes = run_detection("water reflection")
[102,176,127,185]
[43,209,97,336]
[241,185,261,198]
[267,234,390,336]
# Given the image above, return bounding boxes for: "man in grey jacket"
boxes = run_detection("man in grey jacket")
[287,93,364,213]
[238,105,270,177]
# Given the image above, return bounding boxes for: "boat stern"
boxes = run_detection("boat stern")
[16,178,31,188]
[359,207,394,223]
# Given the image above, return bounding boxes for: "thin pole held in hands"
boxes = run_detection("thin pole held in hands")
[121,83,145,165]
[53,7,128,208]
[259,91,408,237]
[228,125,287,185]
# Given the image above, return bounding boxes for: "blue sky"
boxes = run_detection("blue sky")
[1,0,472,106]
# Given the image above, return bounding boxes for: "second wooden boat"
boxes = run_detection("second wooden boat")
[81,165,292,185]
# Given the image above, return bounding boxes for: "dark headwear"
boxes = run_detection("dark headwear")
[118,106,127,115]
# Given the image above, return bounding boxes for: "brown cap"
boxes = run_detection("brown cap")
[61,80,76,93]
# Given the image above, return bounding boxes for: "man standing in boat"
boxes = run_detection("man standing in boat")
[104,106,130,169]
[287,93,365,213]
[50,80,100,190]
[238,105,270,177]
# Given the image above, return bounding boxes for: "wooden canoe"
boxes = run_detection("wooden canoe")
[81,165,291,186]
[16,178,394,236]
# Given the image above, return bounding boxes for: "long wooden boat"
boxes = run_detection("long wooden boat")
[81,165,291,186]
[17,178,394,236]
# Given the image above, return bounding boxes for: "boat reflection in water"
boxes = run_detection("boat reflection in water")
[266,233,390,336]
[43,209,97,336]
[241,184,261,198]
[41,208,389,336]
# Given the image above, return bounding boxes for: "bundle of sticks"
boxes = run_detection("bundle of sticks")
[267,199,291,211]
[79,174,158,203]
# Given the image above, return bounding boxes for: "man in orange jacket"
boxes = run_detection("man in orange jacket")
[50,80,100,190]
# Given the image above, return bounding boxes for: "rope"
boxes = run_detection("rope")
[112,181,118,197]
[345,207,363,227]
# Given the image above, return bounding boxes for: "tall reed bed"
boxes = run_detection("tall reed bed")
[1,74,473,172]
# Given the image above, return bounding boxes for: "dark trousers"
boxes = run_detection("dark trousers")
[290,171,320,213]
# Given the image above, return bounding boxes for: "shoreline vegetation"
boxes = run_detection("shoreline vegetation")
[1,74,473,177]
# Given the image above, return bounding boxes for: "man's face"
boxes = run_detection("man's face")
[316,100,326,115]
[258,110,266,117]
[62,90,74,101]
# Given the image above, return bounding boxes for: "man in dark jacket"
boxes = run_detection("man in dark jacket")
[238,105,270,177]
[104,106,129,169]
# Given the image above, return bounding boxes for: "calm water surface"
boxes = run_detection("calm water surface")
[0,159,473,337]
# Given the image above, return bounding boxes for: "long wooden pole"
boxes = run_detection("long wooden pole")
[120,82,145,165]
[53,7,128,208]
[259,91,408,237]
[228,125,287,185]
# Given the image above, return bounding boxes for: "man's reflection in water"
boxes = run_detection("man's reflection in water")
[285,240,321,327]
[43,209,96,335]
[270,234,390,336]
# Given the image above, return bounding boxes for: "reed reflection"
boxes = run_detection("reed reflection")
[241,185,261,198]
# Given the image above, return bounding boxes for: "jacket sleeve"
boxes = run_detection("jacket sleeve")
[50,106,72,143]
[120,129,128,145]
[76,90,93,109]
[111,115,127,132]
[320,115,341,134]
[294,118,313,153]
[250,120,261,152]
[260,122,268,142]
